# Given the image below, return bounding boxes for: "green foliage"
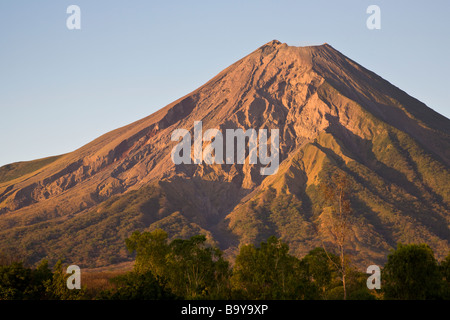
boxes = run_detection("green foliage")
[1,232,448,300]
[126,229,169,276]
[231,236,319,299]
[302,247,336,296]
[126,229,231,299]
[300,247,375,300]
[441,252,450,283]
[166,235,231,299]
[0,260,52,300]
[44,260,85,300]
[345,269,378,300]
[98,271,176,300]
[382,243,444,299]
[0,259,80,300]
[440,252,450,299]
[228,186,313,258]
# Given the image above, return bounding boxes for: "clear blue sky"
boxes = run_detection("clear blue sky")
[0,0,449,167]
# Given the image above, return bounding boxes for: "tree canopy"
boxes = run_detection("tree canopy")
[382,243,444,299]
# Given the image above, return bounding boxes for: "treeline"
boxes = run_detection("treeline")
[0,259,84,300]
[0,230,449,300]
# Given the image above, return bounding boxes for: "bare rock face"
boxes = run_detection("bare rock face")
[0,41,449,268]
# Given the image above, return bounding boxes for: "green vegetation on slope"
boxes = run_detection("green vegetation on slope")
[0,182,215,268]
[227,121,450,267]
[0,155,62,184]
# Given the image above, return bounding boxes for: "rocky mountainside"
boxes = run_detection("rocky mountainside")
[0,40,449,268]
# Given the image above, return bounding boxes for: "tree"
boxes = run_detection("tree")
[382,243,443,300]
[0,261,33,300]
[231,236,318,299]
[29,260,53,299]
[302,247,336,297]
[44,260,85,300]
[166,235,231,299]
[0,260,52,300]
[440,252,450,299]
[319,171,353,300]
[125,229,170,277]
[125,231,231,299]
[98,271,176,300]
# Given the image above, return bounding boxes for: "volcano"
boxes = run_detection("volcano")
[0,40,449,268]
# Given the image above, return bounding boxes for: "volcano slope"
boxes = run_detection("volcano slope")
[0,40,448,268]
